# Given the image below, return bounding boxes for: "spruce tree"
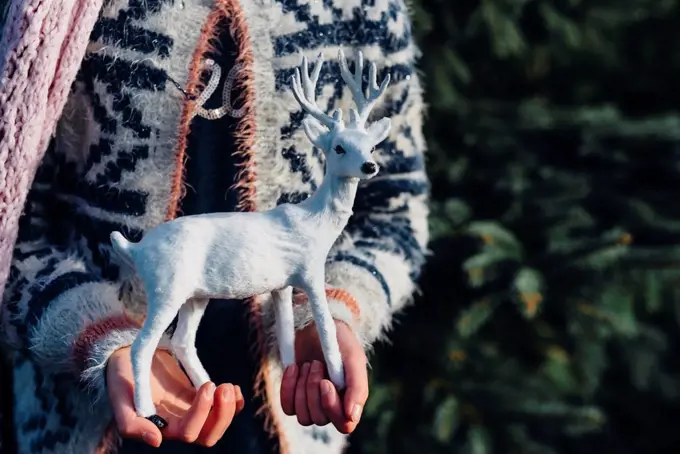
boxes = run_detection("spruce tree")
[350,1,680,453]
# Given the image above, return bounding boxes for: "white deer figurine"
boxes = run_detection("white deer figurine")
[110,49,392,427]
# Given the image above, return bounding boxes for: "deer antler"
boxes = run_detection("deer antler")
[338,49,391,127]
[290,52,339,130]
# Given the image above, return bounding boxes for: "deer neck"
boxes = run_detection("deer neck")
[303,174,358,233]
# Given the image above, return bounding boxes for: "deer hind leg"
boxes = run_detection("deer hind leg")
[273,287,295,368]
[302,279,345,389]
[171,298,211,388]
[131,290,186,424]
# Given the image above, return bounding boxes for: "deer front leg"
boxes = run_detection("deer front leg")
[273,287,295,368]
[301,278,346,390]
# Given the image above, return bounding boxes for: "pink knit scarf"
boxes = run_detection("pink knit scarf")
[0,0,103,301]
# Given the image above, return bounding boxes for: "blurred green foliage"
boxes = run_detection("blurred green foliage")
[0,0,8,28]
[349,1,680,453]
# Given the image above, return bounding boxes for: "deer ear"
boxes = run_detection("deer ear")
[367,117,392,144]
[302,118,331,150]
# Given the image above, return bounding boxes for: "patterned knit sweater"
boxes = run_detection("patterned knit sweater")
[0,0,429,452]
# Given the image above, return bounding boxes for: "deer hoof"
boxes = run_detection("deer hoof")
[146,414,168,429]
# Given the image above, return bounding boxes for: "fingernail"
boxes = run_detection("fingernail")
[285,364,297,378]
[204,382,216,398]
[142,432,158,445]
[222,385,234,402]
[350,404,363,422]
[301,363,310,374]
[321,381,332,396]
[311,361,323,373]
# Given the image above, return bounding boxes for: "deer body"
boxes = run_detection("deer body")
[112,50,391,424]
[116,199,350,301]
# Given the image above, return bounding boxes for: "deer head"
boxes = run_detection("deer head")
[290,50,392,180]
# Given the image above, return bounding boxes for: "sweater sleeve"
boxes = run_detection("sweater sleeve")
[1,149,144,403]
[294,30,430,348]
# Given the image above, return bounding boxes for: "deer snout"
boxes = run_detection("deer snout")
[361,161,378,175]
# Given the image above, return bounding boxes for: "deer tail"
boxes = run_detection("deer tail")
[110,231,137,270]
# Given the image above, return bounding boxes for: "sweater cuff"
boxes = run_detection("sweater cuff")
[73,314,141,404]
[293,287,366,348]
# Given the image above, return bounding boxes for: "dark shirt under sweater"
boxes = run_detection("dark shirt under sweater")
[119,17,275,454]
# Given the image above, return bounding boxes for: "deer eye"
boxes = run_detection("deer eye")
[335,145,346,155]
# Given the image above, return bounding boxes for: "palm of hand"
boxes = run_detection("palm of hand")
[294,319,357,364]
[107,347,244,448]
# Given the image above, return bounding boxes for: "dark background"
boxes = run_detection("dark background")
[348,1,680,453]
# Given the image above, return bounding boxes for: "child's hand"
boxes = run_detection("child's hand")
[106,347,245,448]
[280,320,368,434]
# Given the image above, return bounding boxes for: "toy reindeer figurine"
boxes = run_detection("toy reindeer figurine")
[110,49,392,427]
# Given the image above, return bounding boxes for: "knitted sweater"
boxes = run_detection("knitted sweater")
[0,0,429,452]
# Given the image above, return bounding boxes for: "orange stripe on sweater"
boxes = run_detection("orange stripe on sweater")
[293,287,362,321]
[325,288,361,321]
[165,6,221,220]
[72,313,141,375]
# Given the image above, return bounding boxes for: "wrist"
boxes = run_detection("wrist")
[106,345,131,371]
[292,287,367,349]
[104,345,129,388]
[293,287,360,327]
[73,314,140,374]
[73,314,141,403]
